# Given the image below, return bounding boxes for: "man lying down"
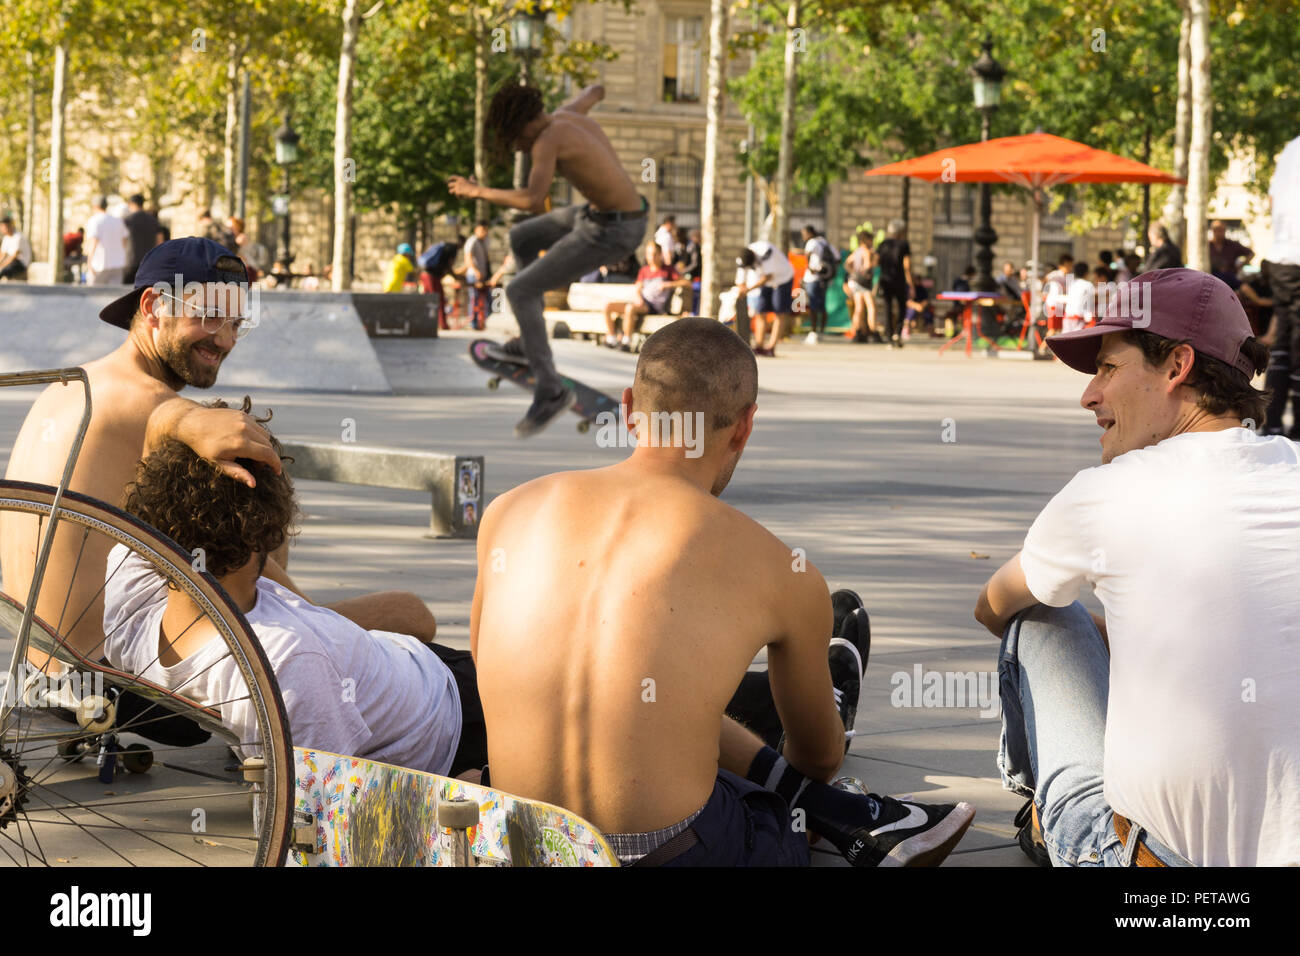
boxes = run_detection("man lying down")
[100,398,487,777]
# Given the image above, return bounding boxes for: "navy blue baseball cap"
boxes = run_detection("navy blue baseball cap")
[99,237,248,330]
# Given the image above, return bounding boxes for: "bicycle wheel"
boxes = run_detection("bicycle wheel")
[0,480,293,866]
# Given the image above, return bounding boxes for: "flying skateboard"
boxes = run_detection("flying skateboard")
[291,747,619,867]
[468,338,620,434]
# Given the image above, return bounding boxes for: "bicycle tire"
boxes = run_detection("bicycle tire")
[0,479,293,866]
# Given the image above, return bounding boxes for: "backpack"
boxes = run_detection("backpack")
[418,242,457,277]
[809,237,838,280]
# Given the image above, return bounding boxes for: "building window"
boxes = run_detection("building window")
[662,15,704,103]
[938,183,974,225]
[659,155,702,230]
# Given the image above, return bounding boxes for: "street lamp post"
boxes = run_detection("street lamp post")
[970,36,1006,295]
[510,3,547,208]
[273,111,299,270]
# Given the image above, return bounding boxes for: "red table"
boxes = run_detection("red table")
[936,291,1011,356]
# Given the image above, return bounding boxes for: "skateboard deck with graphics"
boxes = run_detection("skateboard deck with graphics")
[468,338,619,434]
[291,746,619,867]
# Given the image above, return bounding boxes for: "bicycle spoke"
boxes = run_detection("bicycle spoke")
[25,778,205,865]
[28,787,254,813]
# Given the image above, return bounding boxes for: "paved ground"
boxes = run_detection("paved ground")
[0,323,1108,866]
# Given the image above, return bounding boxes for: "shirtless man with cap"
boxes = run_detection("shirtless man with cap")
[449,83,647,437]
[2,238,437,675]
[473,318,975,866]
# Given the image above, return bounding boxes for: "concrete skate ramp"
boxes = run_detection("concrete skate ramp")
[0,285,391,393]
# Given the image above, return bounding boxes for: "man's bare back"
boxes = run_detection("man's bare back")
[473,462,832,833]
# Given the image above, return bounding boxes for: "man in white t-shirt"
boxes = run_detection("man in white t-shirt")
[84,196,129,286]
[733,240,795,356]
[654,215,678,266]
[0,213,33,280]
[103,403,485,776]
[974,268,1300,867]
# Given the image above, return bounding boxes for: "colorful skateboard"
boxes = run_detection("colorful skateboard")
[468,338,620,434]
[291,747,619,867]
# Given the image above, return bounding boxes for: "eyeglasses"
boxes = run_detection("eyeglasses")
[155,291,254,339]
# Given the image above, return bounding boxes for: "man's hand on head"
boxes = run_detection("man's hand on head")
[167,402,281,488]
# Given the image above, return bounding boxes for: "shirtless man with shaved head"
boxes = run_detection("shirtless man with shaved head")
[472,318,974,866]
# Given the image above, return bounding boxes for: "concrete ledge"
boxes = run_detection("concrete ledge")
[0,284,391,393]
[281,440,483,539]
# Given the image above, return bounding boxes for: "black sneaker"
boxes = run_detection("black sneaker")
[1014,798,1052,867]
[514,384,575,438]
[485,337,529,366]
[828,591,870,752]
[833,777,976,867]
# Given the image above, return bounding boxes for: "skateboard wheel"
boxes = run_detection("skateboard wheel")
[122,743,153,774]
[577,419,590,434]
[552,321,571,339]
[439,798,479,830]
[77,695,115,733]
[487,377,500,390]
[57,736,86,761]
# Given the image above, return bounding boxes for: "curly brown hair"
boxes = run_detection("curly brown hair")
[122,398,299,578]
[486,83,544,164]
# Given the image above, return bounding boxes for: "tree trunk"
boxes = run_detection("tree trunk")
[332,0,362,291]
[23,51,37,238]
[46,39,68,283]
[1183,0,1210,272]
[699,0,728,320]
[773,0,800,254]
[473,10,489,224]
[1163,0,1191,249]
[223,42,239,217]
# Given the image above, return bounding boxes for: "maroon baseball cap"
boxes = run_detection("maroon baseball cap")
[1047,268,1256,377]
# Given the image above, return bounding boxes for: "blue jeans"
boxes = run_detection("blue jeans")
[997,602,1192,867]
[506,202,646,394]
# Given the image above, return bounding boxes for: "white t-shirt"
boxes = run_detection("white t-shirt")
[85,211,128,272]
[746,240,794,288]
[1,230,32,266]
[1065,277,1094,318]
[1268,135,1300,265]
[654,225,678,265]
[102,545,462,774]
[804,236,838,279]
[1019,429,1300,866]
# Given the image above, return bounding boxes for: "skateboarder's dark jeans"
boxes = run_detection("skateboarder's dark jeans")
[506,203,646,394]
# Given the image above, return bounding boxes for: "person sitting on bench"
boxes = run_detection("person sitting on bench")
[103,398,486,777]
[602,242,689,351]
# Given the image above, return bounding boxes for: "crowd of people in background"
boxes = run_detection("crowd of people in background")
[0,196,1276,367]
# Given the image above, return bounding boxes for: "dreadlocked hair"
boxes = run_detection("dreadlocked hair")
[486,84,544,163]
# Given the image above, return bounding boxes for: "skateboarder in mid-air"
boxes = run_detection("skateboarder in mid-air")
[449,82,647,437]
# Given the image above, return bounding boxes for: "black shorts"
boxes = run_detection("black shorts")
[426,643,487,777]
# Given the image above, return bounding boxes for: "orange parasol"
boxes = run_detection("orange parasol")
[865,132,1184,284]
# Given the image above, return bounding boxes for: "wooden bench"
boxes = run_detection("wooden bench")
[280,441,484,539]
